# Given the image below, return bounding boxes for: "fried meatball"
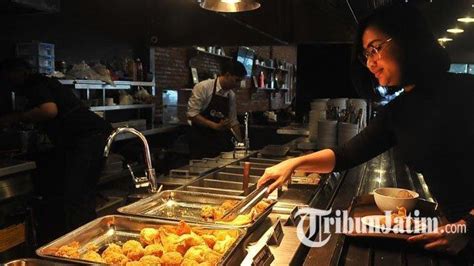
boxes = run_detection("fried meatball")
[81,250,105,263]
[181,258,200,266]
[102,243,123,257]
[144,243,164,257]
[139,255,162,265]
[103,251,129,265]
[140,228,160,245]
[55,241,80,258]
[213,235,235,254]
[122,240,144,261]
[161,251,183,266]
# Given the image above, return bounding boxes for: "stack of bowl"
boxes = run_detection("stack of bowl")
[309,99,329,142]
[316,120,338,149]
[337,122,359,145]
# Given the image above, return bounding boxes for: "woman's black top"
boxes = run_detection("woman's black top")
[333,72,474,221]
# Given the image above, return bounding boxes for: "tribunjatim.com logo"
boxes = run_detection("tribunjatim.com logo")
[294,207,455,248]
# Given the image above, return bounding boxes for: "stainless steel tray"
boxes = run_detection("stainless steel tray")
[36,215,246,265]
[117,190,276,232]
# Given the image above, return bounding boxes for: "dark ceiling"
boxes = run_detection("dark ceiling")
[1,0,473,55]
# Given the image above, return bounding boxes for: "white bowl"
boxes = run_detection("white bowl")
[373,187,419,213]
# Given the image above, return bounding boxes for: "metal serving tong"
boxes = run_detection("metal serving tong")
[220,180,274,221]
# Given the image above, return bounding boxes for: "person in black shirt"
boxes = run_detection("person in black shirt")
[0,58,112,241]
[258,4,473,254]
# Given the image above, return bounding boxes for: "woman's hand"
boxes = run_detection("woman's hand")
[407,220,469,254]
[257,158,300,193]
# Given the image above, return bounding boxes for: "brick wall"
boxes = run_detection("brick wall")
[154,46,296,123]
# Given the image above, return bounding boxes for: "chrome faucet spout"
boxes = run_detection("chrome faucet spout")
[103,127,159,193]
[244,112,250,152]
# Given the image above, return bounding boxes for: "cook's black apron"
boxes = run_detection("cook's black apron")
[190,79,233,159]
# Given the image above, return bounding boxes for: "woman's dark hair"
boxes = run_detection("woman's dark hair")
[351,4,450,91]
[221,61,247,77]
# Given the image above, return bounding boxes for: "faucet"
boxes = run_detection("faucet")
[232,112,250,158]
[103,127,160,193]
[244,112,250,152]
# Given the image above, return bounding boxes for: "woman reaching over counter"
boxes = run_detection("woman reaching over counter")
[258,4,474,255]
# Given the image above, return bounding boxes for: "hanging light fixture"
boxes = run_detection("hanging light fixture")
[457,17,474,23]
[446,27,464,33]
[437,37,453,42]
[199,0,260,13]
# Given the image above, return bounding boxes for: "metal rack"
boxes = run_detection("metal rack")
[59,79,156,127]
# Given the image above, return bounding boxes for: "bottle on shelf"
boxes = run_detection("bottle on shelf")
[270,73,275,89]
[135,58,143,81]
[126,58,137,81]
[259,71,265,88]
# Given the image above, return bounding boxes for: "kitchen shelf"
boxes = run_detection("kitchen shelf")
[90,104,154,112]
[255,64,276,71]
[195,48,233,59]
[59,79,155,89]
[257,87,276,91]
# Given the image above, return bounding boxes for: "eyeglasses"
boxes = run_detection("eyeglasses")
[359,38,392,65]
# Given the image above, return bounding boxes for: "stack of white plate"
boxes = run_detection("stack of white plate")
[328,98,348,111]
[347,98,368,129]
[311,98,329,111]
[338,122,359,145]
[308,99,329,142]
[317,120,337,149]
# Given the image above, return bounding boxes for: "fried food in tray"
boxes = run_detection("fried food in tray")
[50,220,240,265]
[200,199,272,226]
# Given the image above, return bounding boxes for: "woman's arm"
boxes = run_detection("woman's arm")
[258,149,336,193]
[258,106,396,193]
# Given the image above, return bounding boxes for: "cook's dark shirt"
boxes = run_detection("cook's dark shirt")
[19,74,112,145]
[333,72,474,221]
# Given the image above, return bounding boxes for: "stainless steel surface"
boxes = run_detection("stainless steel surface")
[276,126,310,136]
[3,258,71,266]
[212,171,260,184]
[90,104,154,111]
[36,215,246,266]
[0,160,35,201]
[104,128,160,193]
[117,190,276,231]
[0,160,36,178]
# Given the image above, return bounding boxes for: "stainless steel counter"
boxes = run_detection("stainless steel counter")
[0,160,36,178]
[302,148,474,265]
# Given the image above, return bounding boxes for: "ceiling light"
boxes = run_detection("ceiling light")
[457,17,474,23]
[446,28,464,33]
[437,37,453,42]
[200,0,260,12]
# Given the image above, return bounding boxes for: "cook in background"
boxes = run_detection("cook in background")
[187,61,246,159]
[0,58,113,243]
[258,4,474,255]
